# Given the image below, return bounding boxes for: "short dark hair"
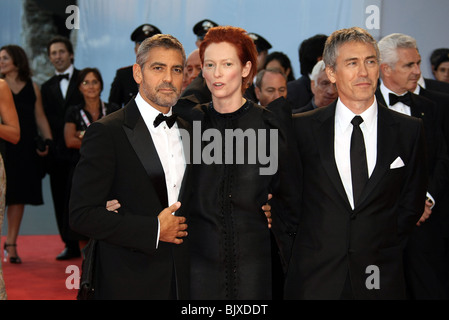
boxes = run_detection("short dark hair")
[298,34,328,76]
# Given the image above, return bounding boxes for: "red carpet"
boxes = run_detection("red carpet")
[1,235,82,300]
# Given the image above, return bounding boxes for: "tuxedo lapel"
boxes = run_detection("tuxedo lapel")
[175,117,192,208]
[49,76,65,107]
[122,100,168,207]
[357,104,398,208]
[313,103,352,209]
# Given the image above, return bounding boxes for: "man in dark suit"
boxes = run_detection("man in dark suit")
[377,33,449,299]
[69,34,191,299]
[108,24,161,109]
[41,36,84,260]
[287,34,328,111]
[284,27,428,300]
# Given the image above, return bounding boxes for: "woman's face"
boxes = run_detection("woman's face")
[79,72,102,99]
[0,50,17,75]
[202,42,251,102]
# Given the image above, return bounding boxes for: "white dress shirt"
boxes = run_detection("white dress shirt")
[334,98,378,209]
[380,81,411,116]
[135,93,186,247]
[56,64,74,99]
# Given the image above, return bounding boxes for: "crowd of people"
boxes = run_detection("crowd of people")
[0,18,449,300]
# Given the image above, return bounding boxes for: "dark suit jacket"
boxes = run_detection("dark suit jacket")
[284,101,427,299]
[376,89,449,202]
[287,75,313,111]
[424,78,449,94]
[108,66,138,109]
[41,68,84,161]
[69,99,192,299]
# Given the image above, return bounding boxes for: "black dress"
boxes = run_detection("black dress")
[188,100,299,300]
[5,80,43,205]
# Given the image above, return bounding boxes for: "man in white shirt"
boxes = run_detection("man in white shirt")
[285,27,428,300]
[377,33,449,299]
[41,36,84,261]
[69,34,191,299]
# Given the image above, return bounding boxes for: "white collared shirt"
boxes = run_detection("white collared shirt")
[135,93,186,247]
[380,81,411,116]
[334,98,378,209]
[56,64,74,99]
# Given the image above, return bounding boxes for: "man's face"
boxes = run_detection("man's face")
[48,42,73,73]
[383,47,421,93]
[182,49,201,90]
[255,71,287,106]
[311,69,338,108]
[133,47,184,113]
[433,61,449,83]
[326,41,379,111]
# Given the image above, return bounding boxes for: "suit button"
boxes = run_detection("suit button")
[350,213,356,220]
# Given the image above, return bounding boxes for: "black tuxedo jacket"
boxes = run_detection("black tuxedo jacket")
[108,66,138,109]
[41,68,84,160]
[284,101,427,299]
[376,88,449,202]
[69,99,192,299]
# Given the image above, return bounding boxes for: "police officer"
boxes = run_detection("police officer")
[108,24,161,109]
[193,19,218,48]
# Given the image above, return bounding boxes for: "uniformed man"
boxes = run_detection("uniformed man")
[193,19,218,48]
[108,24,161,109]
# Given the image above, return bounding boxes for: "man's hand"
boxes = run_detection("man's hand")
[106,199,121,213]
[417,198,433,226]
[159,202,188,244]
[262,194,273,229]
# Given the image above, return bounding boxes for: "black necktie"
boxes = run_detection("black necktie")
[57,73,69,82]
[389,92,411,106]
[153,113,178,128]
[350,116,368,206]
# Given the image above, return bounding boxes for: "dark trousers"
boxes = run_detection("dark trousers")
[49,159,79,252]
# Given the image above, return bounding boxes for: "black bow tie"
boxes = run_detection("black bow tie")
[57,73,70,81]
[153,113,178,128]
[389,92,412,106]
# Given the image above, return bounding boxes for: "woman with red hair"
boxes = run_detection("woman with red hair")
[187,26,299,299]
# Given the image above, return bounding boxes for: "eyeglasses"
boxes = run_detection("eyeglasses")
[82,80,100,86]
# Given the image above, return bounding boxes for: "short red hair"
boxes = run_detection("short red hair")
[199,26,258,93]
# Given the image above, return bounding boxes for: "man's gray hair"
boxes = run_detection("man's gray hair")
[136,34,186,68]
[378,33,418,69]
[310,60,326,82]
[323,27,379,70]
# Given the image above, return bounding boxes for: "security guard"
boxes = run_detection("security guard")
[108,24,161,109]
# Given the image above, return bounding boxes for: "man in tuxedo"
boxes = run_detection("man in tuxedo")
[377,33,449,299]
[41,36,84,260]
[108,24,161,109]
[284,27,428,300]
[69,34,191,299]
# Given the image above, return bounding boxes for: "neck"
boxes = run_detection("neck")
[212,96,246,114]
[339,96,374,115]
[4,71,19,84]
[382,78,407,95]
[84,98,100,111]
